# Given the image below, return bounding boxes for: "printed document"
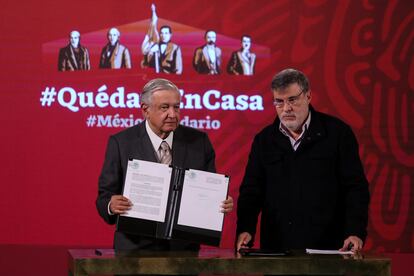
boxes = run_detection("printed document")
[121,159,171,222]
[177,169,229,231]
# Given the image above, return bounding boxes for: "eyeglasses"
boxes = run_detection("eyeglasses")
[273,90,304,108]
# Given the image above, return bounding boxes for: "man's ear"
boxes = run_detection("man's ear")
[141,103,149,117]
[306,90,312,102]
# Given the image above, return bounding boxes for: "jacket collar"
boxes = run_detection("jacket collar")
[171,125,187,168]
[135,121,159,163]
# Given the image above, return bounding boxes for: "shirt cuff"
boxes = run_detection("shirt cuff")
[107,201,114,215]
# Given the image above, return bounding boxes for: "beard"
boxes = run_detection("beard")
[282,120,300,132]
[280,113,303,133]
[280,108,310,134]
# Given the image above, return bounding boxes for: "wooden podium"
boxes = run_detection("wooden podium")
[68,248,390,276]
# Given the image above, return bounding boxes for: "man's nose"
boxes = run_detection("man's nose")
[282,103,293,112]
[167,107,177,117]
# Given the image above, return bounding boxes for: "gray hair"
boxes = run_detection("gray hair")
[108,27,120,36]
[271,68,310,93]
[141,78,180,105]
[70,30,80,37]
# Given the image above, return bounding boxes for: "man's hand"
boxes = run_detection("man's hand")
[220,196,233,213]
[109,195,132,214]
[339,235,363,253]
[236,232,252,251]
[151,4,158,24]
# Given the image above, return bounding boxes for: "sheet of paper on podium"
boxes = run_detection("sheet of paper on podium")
[306,248,354,255]
[117,159,229,246]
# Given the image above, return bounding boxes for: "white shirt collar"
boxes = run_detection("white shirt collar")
[145,120,174,155]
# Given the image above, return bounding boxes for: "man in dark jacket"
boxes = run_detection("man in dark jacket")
[236,68,369,253]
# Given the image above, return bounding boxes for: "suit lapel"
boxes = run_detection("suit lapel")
[69,46,79,69]
[110,43,119,66]
[135,122,159,163]
[172,126,187,168]
[165,42,173,58]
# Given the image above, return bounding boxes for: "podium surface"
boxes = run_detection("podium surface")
[68,248,390,276]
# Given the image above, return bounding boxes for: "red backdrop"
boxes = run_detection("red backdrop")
[1,0,413,253]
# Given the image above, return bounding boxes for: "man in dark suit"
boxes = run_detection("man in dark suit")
[99,27,131,69]
[227,35,256,76]
[58,30,90,71]
[236,69,369,253]
[193,30,222,75]
[96,78,233,250]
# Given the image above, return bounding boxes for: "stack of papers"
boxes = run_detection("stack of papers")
[306,249,354,255]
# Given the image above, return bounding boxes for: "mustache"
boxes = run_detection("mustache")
[282,114,296,118]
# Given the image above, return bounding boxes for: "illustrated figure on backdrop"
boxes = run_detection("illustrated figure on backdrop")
[99,27,131,69]
[236,68,370,253]
[227,35,256,75]
[96,78,233,251]
[141,4,183,74]
[58,30,90,71]
[193,30,222,75]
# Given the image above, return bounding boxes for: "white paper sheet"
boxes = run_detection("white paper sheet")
[121,159,171,222]
[177,169,229,231]
[306,248,354,255]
